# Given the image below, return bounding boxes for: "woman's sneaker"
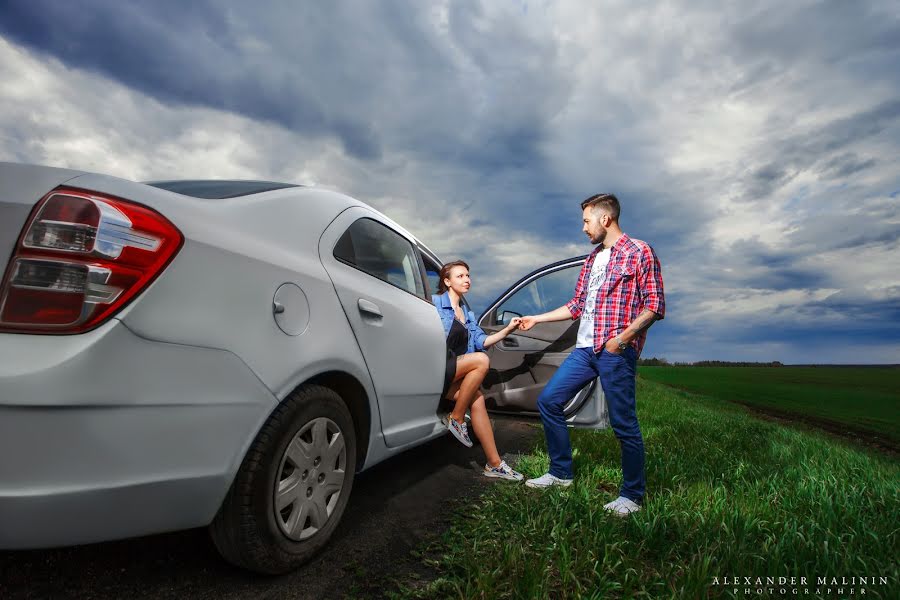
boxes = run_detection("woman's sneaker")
[447,417,473,447]
[484,460,524,481]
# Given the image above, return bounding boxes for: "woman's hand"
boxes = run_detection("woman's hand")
[505,317,522,332]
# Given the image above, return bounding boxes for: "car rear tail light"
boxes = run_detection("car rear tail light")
[0,188,183,334]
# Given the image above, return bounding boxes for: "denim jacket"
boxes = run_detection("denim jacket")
[432,292,487,354]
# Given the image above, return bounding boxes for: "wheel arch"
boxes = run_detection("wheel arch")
[302,370,371,472]
[212,367,375,529]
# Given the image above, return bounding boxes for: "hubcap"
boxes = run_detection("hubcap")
[274,417,346,541]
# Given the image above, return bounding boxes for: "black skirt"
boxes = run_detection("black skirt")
[442,319,469,398]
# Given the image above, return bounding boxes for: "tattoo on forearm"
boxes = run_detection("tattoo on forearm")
[627,310,660,335]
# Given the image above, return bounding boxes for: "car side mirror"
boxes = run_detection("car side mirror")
[498,310,523,325]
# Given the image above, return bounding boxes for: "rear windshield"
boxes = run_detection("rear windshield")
[147,180,300,199]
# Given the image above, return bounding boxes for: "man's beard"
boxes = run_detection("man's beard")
[590,228,607,245]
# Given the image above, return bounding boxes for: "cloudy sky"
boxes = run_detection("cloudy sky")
[1,0,898,363]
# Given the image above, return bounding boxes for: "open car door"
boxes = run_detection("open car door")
[478,256,608,429]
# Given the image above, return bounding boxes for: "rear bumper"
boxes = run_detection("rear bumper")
[0,320,277,549]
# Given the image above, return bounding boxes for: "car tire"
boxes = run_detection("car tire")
[210,384,356,574]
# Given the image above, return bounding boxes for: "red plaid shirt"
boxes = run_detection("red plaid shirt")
[565,233,665,356]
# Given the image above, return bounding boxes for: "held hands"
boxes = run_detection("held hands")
[505,317,523,332]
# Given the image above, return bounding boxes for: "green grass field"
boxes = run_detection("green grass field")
[638,366,900,444]
[395,379,899,599]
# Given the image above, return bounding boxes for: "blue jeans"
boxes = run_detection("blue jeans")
[536,346,645,503]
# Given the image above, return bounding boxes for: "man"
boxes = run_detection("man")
[519,193,665,516]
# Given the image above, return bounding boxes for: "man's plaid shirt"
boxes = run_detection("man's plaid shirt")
[565,233,665,356]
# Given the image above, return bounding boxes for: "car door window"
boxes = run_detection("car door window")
[422,255,442,298]
[333,218,425,297]
[494,264,582,324]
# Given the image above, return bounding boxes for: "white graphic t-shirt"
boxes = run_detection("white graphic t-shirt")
[575,247,612,349]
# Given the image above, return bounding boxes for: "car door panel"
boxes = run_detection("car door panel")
[479,257,608,427]
[481,320,577,412]
[319,207,446,448]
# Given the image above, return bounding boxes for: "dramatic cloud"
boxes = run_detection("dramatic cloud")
[1,0,898,363]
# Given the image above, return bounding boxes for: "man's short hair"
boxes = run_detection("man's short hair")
[580,193,620,221]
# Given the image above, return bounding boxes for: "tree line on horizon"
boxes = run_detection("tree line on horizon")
[637,358,785,367]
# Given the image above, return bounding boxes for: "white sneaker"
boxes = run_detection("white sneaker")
[484,460,524,481]
[524,472,573,488]
[447,416,473,447]
[603,496,641,516]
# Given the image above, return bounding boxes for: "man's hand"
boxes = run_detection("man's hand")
[519,316,538,331]
[609,310,661,354]
[506,317,523,332]
[604,337,623,354]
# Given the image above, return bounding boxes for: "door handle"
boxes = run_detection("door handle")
[501,337,519,348]
[357,298,383,318]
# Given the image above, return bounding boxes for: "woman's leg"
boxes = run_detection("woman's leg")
[447,352,489,423]
[446,386,502,466]
[468,393,501,467]
[447,366,500,467]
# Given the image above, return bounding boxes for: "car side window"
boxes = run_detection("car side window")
[494,264,582,324]
[333,218,426,298]
[422,256,442,298]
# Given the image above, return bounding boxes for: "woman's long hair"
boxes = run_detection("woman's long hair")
[437,260,469,294]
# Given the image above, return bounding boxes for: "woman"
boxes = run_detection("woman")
[433,260,524,481]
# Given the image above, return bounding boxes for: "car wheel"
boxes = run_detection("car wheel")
[210,384,356,574]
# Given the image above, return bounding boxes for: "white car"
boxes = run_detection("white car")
[0,162,605,573]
